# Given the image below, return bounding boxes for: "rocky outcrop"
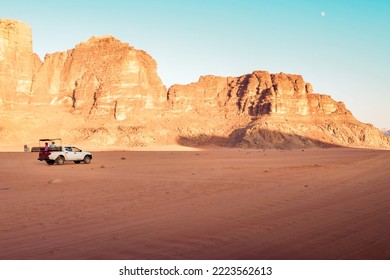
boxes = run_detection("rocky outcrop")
[0,18,389,150]
[0,19,35,106]
[31,36,167,120]
[168,71,349,117]
[0,19,166,119]
[168,71,390,149]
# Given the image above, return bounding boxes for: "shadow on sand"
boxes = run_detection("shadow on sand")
[177,123,341,149]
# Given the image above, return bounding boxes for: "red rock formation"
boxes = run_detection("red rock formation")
[0,19,34,106]
[31,36,167,120]
[168,71,348,117]
[168,71,390,149]
[0,18,389,149]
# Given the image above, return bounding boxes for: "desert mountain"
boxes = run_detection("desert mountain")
[30,35,167,119]
[1,18,389,150]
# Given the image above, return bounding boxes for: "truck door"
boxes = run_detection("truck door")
[71,147,84,161]
[64,146,78,161]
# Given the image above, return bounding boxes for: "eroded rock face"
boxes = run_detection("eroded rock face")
[0,18,389,150]
[167,71,390,149]
[0,19,35,105]
[31,36,167,119]
[168,71,347,117]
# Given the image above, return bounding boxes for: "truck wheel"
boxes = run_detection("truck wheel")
[46,160,55,165]
[83,155,91,164]
[56,156,65,165]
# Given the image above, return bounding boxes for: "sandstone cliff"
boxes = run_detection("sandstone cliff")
[0,18,389,150]
[0,19,34,106]
[168,72,390,149]
[31,36,167,120]
[167,71,348,117]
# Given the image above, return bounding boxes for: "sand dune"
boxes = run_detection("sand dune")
[0,148,389,259]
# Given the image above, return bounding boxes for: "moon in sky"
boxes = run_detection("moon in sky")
[321,11,326,17]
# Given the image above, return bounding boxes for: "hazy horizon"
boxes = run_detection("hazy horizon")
[2,0,389,129]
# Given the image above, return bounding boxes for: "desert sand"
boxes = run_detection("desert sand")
[0,147,389,260]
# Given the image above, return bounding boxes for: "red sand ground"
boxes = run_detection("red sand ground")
[0,147,389,260]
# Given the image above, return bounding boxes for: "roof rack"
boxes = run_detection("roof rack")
[39,138,62,142]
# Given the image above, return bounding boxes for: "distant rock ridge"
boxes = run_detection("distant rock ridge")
[167,71,348,117]
[0,18,389,149]
[167,72,389,149]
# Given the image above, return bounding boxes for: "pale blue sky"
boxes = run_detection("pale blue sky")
[2,0,389,128]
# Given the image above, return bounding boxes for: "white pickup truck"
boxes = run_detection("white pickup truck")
[37,138,92,165]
